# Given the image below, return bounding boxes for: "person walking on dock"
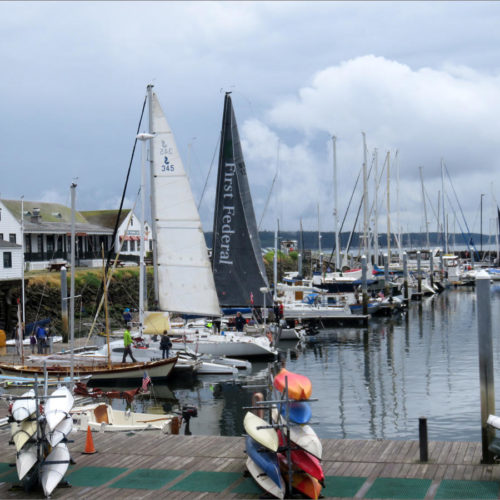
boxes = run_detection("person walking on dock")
[160,330,172,358]
[122,328,137,363]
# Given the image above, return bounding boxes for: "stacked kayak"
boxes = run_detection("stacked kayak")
[244,367,324,499]
[9,385,74,496]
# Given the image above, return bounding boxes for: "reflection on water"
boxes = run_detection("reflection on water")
[106,289,500,441]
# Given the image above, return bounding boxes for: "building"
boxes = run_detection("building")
[80,209,152,260]
[0,240,23,334]
[0,199,113,270]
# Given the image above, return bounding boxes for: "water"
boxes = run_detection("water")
[113,288,500,442]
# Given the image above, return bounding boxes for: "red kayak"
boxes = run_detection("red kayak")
[273,368,312,400]
[278,454,322,499]
[277,430,324,482]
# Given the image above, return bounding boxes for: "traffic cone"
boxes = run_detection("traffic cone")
[82,425,97,454]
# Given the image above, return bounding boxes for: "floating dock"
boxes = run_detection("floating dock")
[0,429,499,498]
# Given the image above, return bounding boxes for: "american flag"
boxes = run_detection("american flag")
[142,371,151,391]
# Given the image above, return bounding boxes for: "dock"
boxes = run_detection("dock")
[1,429,499,498]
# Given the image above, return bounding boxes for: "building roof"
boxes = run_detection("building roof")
[1,200,112,235]
[0,240,22,249]
[80,209,131,230]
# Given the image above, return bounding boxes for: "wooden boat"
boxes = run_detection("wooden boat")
[11,418,37,451]
[46,415,72,447]
[245,435,284,489]
[243,411,278,452]
[16,443,37,480]
[44,386,73,431]
[274,368,312,400]
[11,389,36,422]
[272,409,322,460]
[246,456,285,500]
[277,430,324,482]
[280,401,312,424]
[71,402,178,433]
[0,355,177,383]
[40,442,70,497]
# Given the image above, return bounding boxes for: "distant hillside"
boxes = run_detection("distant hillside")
[204,231,487,250]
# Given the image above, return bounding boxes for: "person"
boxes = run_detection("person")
[44,327,51,354]
[123,308,132,326]
[30,332,37,354]
[36,325,47,354]
[160,330,172,359]
[122,328,137,363]
[273,302,280,323]
[235,311,246,332]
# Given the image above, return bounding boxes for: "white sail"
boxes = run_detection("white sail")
[150,93,220,316]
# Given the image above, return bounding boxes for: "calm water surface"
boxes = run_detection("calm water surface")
[115,288,500,442]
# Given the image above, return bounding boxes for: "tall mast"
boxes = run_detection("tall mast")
[317,203,322,273]
[395,150,401,259]
[298,218,303,276]
[273,222,278,302]
[441,159,448,254]
[373,148,379,265]
[419,166,430,249]
[386,151,391,264]
[69,182,76,388]
[147,84,160,306]
[362,132,369,262]
[332,135,340,271]
[21,196,25,335]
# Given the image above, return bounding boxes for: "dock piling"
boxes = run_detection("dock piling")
[419,417,428,462]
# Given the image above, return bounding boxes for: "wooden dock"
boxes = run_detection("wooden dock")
[0,428,499,498]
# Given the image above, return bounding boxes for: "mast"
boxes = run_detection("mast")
[273,223,278,301]
[298,218,303,276]
[69,182,76,388]
[362,132,369,262]
[317,203,322,273]
[419,166,430,249]
[373,148,379,266]
[386,151,391,265]
[441,159,448,254]
[332,136,340,271]
[395,150,401,259]
[137,132,154,333]
[21,196,25,341]
[147,84,160,306]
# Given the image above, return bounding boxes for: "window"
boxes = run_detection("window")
[130,240,136,252]
[3,252,12,268]
[0,234,3,240]
[130,216,134,227]
[9,233,16,244]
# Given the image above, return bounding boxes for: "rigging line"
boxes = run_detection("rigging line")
[94,93,147,312]
[258,140,280,231]
[198,134,221,210]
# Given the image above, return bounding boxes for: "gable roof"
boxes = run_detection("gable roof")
[80,209,131,230]
[0,240,22,249]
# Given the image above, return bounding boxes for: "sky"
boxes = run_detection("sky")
[2,1,500,241]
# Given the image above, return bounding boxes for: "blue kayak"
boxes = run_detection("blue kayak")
[245,435,284,489]
[280,401,312,424]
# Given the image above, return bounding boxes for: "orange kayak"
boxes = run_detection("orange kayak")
[273,368,312,400]
[278,454,322,499]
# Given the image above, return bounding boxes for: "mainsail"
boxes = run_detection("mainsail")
[149,92,220,316]
[212,93,271,307]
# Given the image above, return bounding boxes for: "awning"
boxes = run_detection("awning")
[119,235,141,241]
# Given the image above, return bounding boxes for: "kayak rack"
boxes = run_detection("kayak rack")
[244,373,320,498]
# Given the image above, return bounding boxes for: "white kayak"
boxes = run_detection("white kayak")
[44,386,74,431]
[246,456,285,499]
[16,443,38,480]
[12,389,36,422]
[243,411,278,452]
[272,408,322,459]
[46,415,73,447]
[40,442,70,497]
[11,418,37,451]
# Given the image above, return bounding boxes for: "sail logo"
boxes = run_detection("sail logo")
[219,162,236,265]
[160,141,174,172]
[161,155,175,172]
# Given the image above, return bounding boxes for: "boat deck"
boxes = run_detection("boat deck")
[0,429,499,498]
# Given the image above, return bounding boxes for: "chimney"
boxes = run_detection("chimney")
[31,207,41,223]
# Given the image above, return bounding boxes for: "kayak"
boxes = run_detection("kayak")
[278,454,322,499]
[40,442,70,497]
[246,456,285,499]
[44,386,74,431]
[12,389,36,422]
[273,368,312,400]
[272,408,322,460]
[245,435,283,489]
[243,411,278,452]
[11,418,37,451]
[280,401,312,424]
[277,429,324,482]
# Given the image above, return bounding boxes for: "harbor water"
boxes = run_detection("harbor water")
[114,288,500,442]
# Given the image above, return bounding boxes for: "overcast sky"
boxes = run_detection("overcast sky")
[2,1,500,241]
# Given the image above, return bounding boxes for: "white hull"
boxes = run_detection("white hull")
[246,456,285,500]
[40,443,70,497]
[45,386,74,431]
[16,443,37,480]
[12,389,36,422]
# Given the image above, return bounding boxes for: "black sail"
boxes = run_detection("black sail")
[212,93,271,308]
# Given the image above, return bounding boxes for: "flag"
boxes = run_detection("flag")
[250,292,254,305]
[142,371,151,391]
